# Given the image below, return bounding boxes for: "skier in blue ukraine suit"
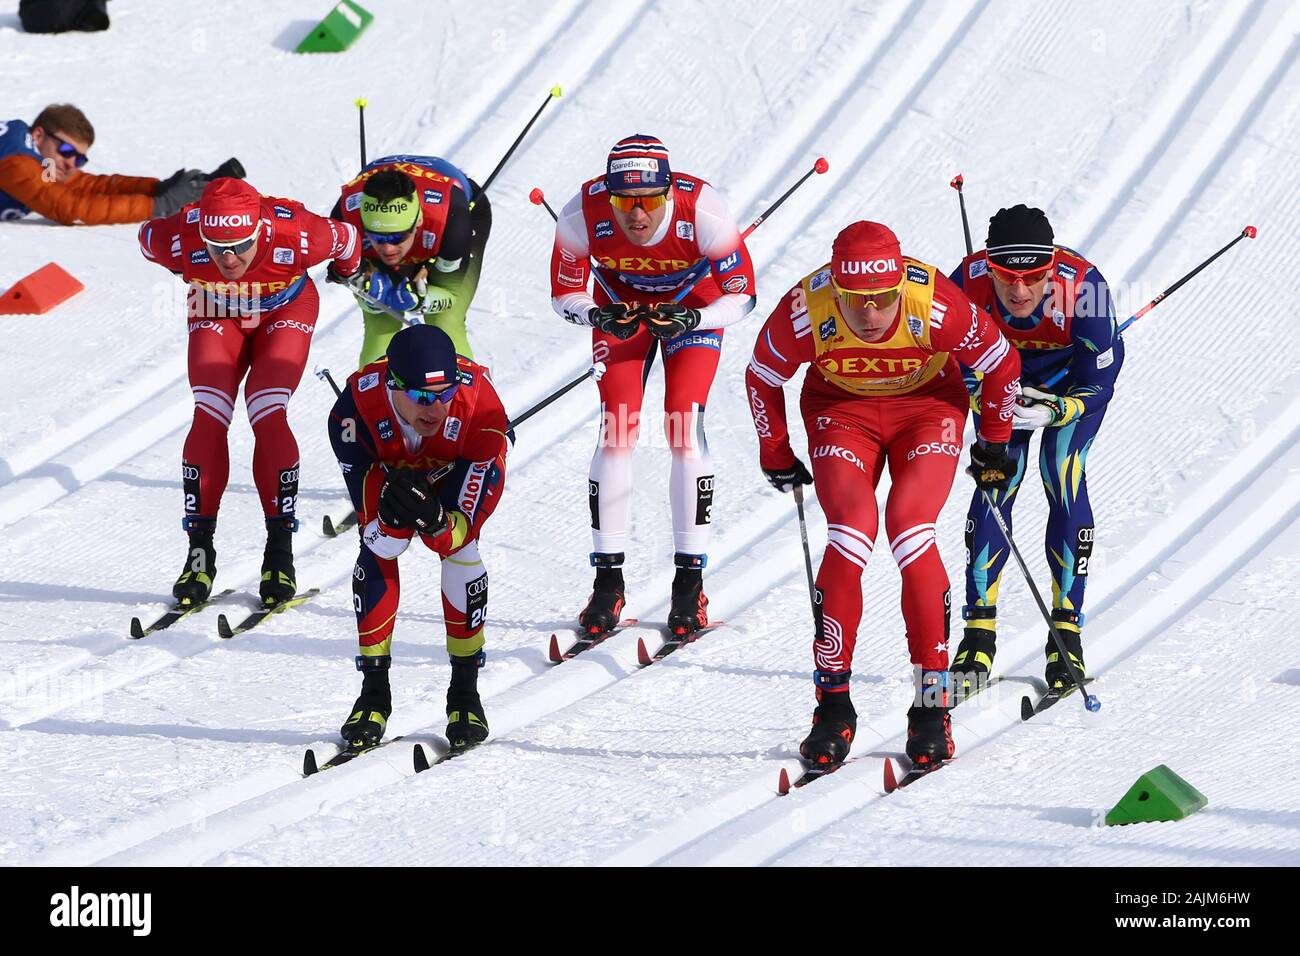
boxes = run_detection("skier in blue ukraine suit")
[948,205,1124,692]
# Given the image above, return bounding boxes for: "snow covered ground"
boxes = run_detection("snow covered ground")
[1,0,1298,867]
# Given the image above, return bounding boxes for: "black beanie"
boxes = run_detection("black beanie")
[986,205,1054,269]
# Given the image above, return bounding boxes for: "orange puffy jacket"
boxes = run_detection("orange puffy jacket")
[0,153,159,224]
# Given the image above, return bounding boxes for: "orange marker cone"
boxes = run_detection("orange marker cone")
[0,262,84,315]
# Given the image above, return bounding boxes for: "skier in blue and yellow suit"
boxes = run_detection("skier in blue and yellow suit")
[948,205,1123,691]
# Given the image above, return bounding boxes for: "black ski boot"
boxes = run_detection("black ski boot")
[579,552,626,636]
[1044,611,1086,689]
[906,669,955,769]
[950,627,997,698]
[800,690,857,768]
[173,517,217,605]
[341,658,392,749]
[666,553,709,636]
[445,651,488,752]
[260,518,297,608]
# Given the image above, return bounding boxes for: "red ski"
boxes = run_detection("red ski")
[635,620,726,666]
[883,754,949,793]
[547,618,640,663]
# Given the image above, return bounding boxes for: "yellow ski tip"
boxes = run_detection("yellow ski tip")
[550,85,563,98]
[355,97,369,108]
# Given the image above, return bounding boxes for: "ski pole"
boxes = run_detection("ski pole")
[1041,225,1257,389]
[529,187,622,303]
[316,367,344,398]
[950,173,973,256]
[979,489,1099,713]
[473,86,562,208]
[531,187,705,306]
[325,270,422,326]
[743,157,829,240]
[508,361,607,430]
[792,485,819,622]
[659,158,829,299]
[356,98,368,167]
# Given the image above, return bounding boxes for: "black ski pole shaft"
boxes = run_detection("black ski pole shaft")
[672,158,828,297]
[528,186,558,222]
[792,485,819,621]
[508,362,605,430]
[529,187,621,302]
[356,98,368,167]
[1042,225,1257,389]
[475,86,562,203]
[951,174,973,256]
[316,367,343,398]
[979,489,1099,712]
[743,157,829,239]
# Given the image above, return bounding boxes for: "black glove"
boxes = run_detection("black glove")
[967,440,1015,491]
[152,168,186,196]
[589,302,640,340]
[326,260,362,286]
[641,302,702,339]
[209,157,246,180]
[151,169,209,216]
[378,468,447,535]
[763,458,813,493]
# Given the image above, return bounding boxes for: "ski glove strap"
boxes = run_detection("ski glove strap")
[814,669,852,689]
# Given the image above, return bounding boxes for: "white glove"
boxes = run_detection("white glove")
[413,268,456,314]
[1013,385,1085,430]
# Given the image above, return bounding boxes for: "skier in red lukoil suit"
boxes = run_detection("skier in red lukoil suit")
[745,221,1020,773]
[549,134,757,640]
[139,177,360,610]
[327,324,510,753]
